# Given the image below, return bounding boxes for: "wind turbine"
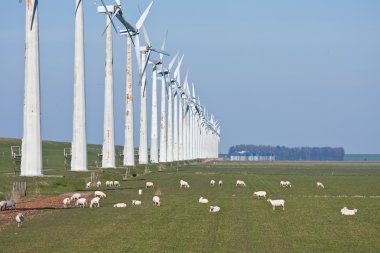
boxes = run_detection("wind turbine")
[71,0,87,172]
[145,30,169,164]
[136,26,169,164]
[20,0,42,176]
[118,1,154,166]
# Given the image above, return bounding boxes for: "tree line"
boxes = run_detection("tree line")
[229,145,345,161]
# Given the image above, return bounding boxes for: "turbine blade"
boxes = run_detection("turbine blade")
[160,30,168,61]
[174,55,184,80]
[100,0,118,34]
[152,48,169,56]
[142,26,151,46]
[136,1,154,31]
[168,52,178,72]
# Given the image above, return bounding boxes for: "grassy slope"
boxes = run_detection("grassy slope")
[0,139,380,252]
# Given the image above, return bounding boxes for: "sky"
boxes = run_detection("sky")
[0,0,379,154]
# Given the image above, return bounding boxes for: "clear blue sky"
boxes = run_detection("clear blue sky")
[0,0,379,154]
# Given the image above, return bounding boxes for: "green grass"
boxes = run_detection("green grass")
[1,139,380,252]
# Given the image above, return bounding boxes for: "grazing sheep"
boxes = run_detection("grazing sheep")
[267,198,285,210]
[109,181,114,187]
[132,200,142,206]
[94,191,106,199]
[180,180,190,189]
[316,182,325,188]
[90,197,101,208]
[209,206,221,213]
[146,182,154,188]
[86,182,91,188]
[75,198,87,208]
[15,213,25,228]
[62,197,71,208]
[253,191,267,199]
[280,181,291,188]
[0,200,7,211]
[114,181,120,187]
[5,200,16,210]
[210,180,215,187]
[96,181,102,188]
[113,203,127,208]
[341,207,358,216]
[138,189,142,195]
[105,181,111,187]
[70,193,81,202]
[236,180,246,187]
[199,197,209,204]
[153,196,161,206]
[218,180,223,187]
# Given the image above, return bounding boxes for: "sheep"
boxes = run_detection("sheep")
[96,181,102,188]
[210,180,215,187]
[109,181,114,187]
[15,213,25,228]
[75,198,87,208]
[341,207,358,216]
[5,200,16,210]
[253,191,267,199]
[180,180,190,189]
[218,180,223,187]
[316,182,325,188]
[62,197,71,208]
[132,200,142,206]
[146,182,154,188]
[94,191,106,199]
[90,197,101,208]
[199,197,209,204]
[267,198,285,210]
[236,180,246,187]
[86,182,91,188]
[138,189,142,195]
[70,193,81,202]
[113,203,127,208]
[153,196,161,206]
[0,200,7,211]
[209,206,221,213]
[105,181,111,187]
[280,181,291,188]
[114,181,120,187]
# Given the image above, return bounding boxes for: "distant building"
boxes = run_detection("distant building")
[230,151,275,161]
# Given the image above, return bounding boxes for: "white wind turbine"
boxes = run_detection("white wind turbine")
[71,0,87,171]
[135,26,169,164]
[20,0,42,176]
[118,1,154,166]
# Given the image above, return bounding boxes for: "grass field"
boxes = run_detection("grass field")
[1,139,380,252]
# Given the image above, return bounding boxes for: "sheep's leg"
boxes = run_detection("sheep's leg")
[273,206,275,211]
[283,205,285,210]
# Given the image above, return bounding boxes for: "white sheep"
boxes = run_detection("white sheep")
[153,196,161,206]
[210,180,215,187]
[253,191,267,199]
[280,181,291,188]
[267,198,285,210]
[96,181,102,188]
[114,181,120,187]
[75,198,87,208]
[0,200,7,211]
[199,197,209,204]
[15,213,25,228]
[180,180,190,189]
[70,193,81,202]
[341,207,358,216]
[105,181,111,187]
[316,182,325,188]
[236,180,246,187]
[94,191,106,199]
[113,203,127,208]
[86,182,92,188]
[90,197,101,208]
[132,200,142,206]
[109,181,114,187]
[218,180,223,187]
[209,206,221,213]
[138,189,142,195]
[62,197,71,208]
[5,200,16,210]
[146,182,154,188]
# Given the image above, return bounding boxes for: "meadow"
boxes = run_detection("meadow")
[1,139,380,252]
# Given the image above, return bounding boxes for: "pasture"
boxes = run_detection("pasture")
[1,140,380,252]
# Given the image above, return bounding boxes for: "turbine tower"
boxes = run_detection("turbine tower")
[98,2,117,168]
[71,0,87,171]
[20,0,42,176]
